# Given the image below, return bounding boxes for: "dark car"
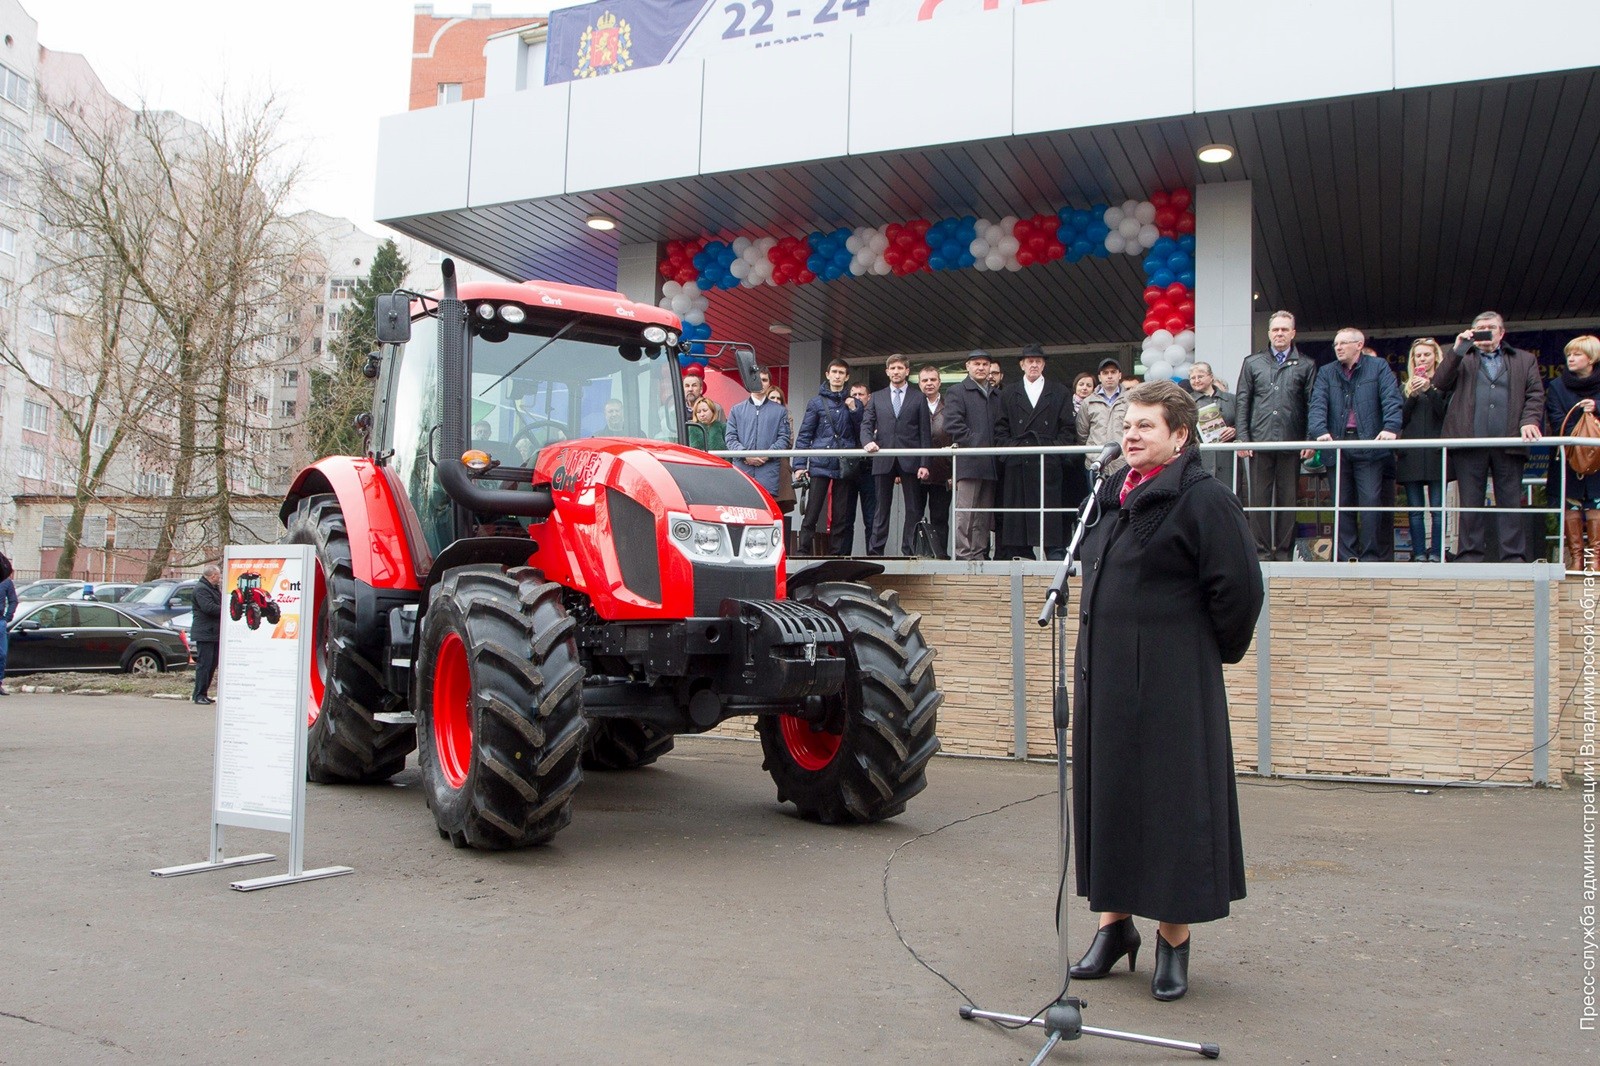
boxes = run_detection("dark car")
[15,579,81,601]
[41,582,139,604]
[5,600,191,675]
[120,579,200,625]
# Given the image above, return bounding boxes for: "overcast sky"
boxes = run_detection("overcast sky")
[37,0,427,231]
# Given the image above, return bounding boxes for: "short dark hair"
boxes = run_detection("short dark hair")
[826,358,850,373]
[917,364,941,378]
[1125,379,1199,452]
[885,353,909,369]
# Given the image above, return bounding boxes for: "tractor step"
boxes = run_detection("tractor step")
[374,712,417,725]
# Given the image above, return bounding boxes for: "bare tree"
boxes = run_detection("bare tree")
[10,91,313,578]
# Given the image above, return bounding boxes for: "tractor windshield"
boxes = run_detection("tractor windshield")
[385,309,683,556]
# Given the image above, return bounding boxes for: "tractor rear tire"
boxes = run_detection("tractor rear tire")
[415,565,586,849]
[757,581,942,823]
[284,494,414,784]
[582,719,675,771]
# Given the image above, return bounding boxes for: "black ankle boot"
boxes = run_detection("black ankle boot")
[1151,931,1190,1001]
[1069,917,1141,979]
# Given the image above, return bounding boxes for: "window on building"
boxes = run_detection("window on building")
[0,116,23,155]
[22,350,50,383]
[0,64,28,109]
[438,83,463,106]
[0,223,16,256]
[327,310,344,332]
[311,337,322,355]
[92,423,110,448]
[21,399,48,432]
[135,471,171,496]
[328,277,360,300]
[28,305,55,335]
[282,369,299,388]
[281,399,296,418]
[43,115,71,151]
[61,367,88,397]
[0,168,18,206]
[20,445,43,480]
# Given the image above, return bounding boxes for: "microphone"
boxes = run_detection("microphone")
[1089,442,1121,472]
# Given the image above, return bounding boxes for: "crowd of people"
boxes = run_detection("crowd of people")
[678,312,1600,566]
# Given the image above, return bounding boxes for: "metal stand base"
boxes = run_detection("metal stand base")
[151,854,275,877]
[961,1004,1220,1062]
[231,865,354,892]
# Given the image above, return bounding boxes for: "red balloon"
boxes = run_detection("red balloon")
[797,269,815,284]
[1154,208,1178,230]
[1045,241,1065,259]
[1035,213,1054,231]
[1151,190,1170,207]
[1142,317,1161,336]
[676,268,696,285]
[1169,189,1192,209]
[1013,219,1031,240]
[1176,213,1196,235]
[910,218,931,236]
[1177,299,1195,319]
[1143,286,1164,306]
[1165,316,1187,334]
[1150,300,1172,319]
[1017,248,1036,266]
[1165,282,1188,300]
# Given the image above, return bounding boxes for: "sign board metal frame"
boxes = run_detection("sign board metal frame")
[152,544,353,890]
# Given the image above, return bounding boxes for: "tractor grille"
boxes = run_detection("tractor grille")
[609,491,662,603]
[692,562,777,615]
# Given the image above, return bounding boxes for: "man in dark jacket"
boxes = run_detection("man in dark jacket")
[996,344,1076,559]
[943,350,1003,560]
[191,564,222,705]
[1432,311,1545,562]
[1235,310,1318,560]
[1309,329,1403,561]
[794,359,861,555]
[917,364,953,558]
[860,353,931,556]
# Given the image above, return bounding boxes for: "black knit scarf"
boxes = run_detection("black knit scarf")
[1095,449,1211,545]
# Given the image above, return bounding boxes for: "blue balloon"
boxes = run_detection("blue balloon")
[929,255,947,271]
[1151,269,1175,288]
[1064,247,1083,263]
[1179,270,1196,289]
[1087,221,1110,241]
[1152,236,1178,257]
[1143,255,1164,275]
[957,252,976,269]
[719,276,738,290]
[1071,239,1093,259]
[807,254,825,274]
[1167,252,1193,273]
[1178,234,1196,252]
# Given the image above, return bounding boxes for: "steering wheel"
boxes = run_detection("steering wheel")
[510,413,569,464]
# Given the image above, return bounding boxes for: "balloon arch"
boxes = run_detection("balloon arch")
[659,188,1198,380]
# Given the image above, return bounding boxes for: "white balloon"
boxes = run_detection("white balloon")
[1122,199,1140,217]
[670,294,691,314]
[729,259,750,279]
[869,233,889,254]
[1126,241,1145,256]
[1134,201,1157,225]
[1142,334,1162,352]
[985,223,1005,244]
[998,236,1020,257]
[972,256,989,272]
[1151,329,1174,348]
[1138,224,1159,249]
[848,260,867,276]
[1176,329,1197,352]
[872,259,892,275]
[1000,215,1019,231]
[1103,206,1125,228]
[741,274,761,287]
[1164,344,1187,364]
[969,238,990,257]
[985,252,1006,271]
[685,309,706,327]
[662,280,682,297]
[731,236,752,255]
[1104,232,1127,254]
[1005,259,1024,272]
[1147,359,1172,380]
[757,236,778,252]
[1174,361,1194,378]
[682,281,701,298]
[1119,217,1141,239]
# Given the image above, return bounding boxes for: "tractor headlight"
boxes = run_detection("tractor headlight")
[643,325,667,344]
[671,519,693,541]
[742,524,781,560]
[499,304,526,324]
[692,522,722,555]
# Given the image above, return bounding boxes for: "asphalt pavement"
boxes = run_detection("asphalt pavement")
[0,694,1591,1064]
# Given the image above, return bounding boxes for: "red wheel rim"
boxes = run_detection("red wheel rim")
[307,558,328,727]
[432,632,473,790]
[778,714,842,772]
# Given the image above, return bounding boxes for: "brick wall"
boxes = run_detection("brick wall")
[411,10,541,110]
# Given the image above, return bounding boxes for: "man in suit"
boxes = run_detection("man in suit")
[995,344,1076,560]
[917,364,953,558]
[1433,310,1545,562]
[942,350,1004,560]
[1308,328,1403,562]
[860,353,931,556]
[1235,310,1318,560]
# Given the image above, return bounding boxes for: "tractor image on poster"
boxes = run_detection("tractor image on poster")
[279,262,941,849]
[229,572,282,631]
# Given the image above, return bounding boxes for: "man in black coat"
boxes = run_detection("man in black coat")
[190,564,222,704]
[1235,310,1318,560]
[860,353,931,556]
[942,350,1003,560]
[995,344,1076,560]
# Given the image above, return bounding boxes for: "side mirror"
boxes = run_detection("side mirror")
[14,619,41,631]
[733,344,763,394]
[374,293,412,345]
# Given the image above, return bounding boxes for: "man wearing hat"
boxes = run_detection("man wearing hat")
[1076,357,1129,474]
[996,344,1076,560]
[942,350,1004,560]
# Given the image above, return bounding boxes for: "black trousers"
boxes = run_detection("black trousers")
[799,475,855,555]
[869,471,927,556]
[1248,449,1301,559]
[1453,448,1528,562]
[192,640,218,700]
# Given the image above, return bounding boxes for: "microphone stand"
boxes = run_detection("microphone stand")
[960,460,1220,1063]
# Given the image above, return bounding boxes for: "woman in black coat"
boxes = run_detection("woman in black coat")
[1545,335,1600,571]
[1397,339,1449,562]
[1068,380,1264,1002]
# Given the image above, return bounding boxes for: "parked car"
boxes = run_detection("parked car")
[15,579,81,601]
[168,611,195,663]
[4,600,191,675]
[41,582,139,603]
[119,579,200,625]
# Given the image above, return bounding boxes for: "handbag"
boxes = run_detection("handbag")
[911,519,939,559]
[1561,407,1600,477]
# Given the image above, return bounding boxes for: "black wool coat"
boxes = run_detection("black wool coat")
[191,578,222,643]
[996,378,1076,548]
[1072,449,1264,924]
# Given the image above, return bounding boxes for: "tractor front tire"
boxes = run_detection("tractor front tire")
[284,494,415,784]
[757,581,942,823]
[415,566,587,849]
[261,600,281,625]
[582,719,675,771]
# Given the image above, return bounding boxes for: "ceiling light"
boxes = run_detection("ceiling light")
[768,323,792,335]
[1197,143,1234,165]
[584,213,617,231]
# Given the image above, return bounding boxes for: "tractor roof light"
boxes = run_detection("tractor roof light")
[499,304,526,324]
[475,303,495,320]
[643,325,667,344]
[461,449,494,473]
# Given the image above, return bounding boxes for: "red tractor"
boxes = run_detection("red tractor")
[228,572,281,631]
[280,262,941,849]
